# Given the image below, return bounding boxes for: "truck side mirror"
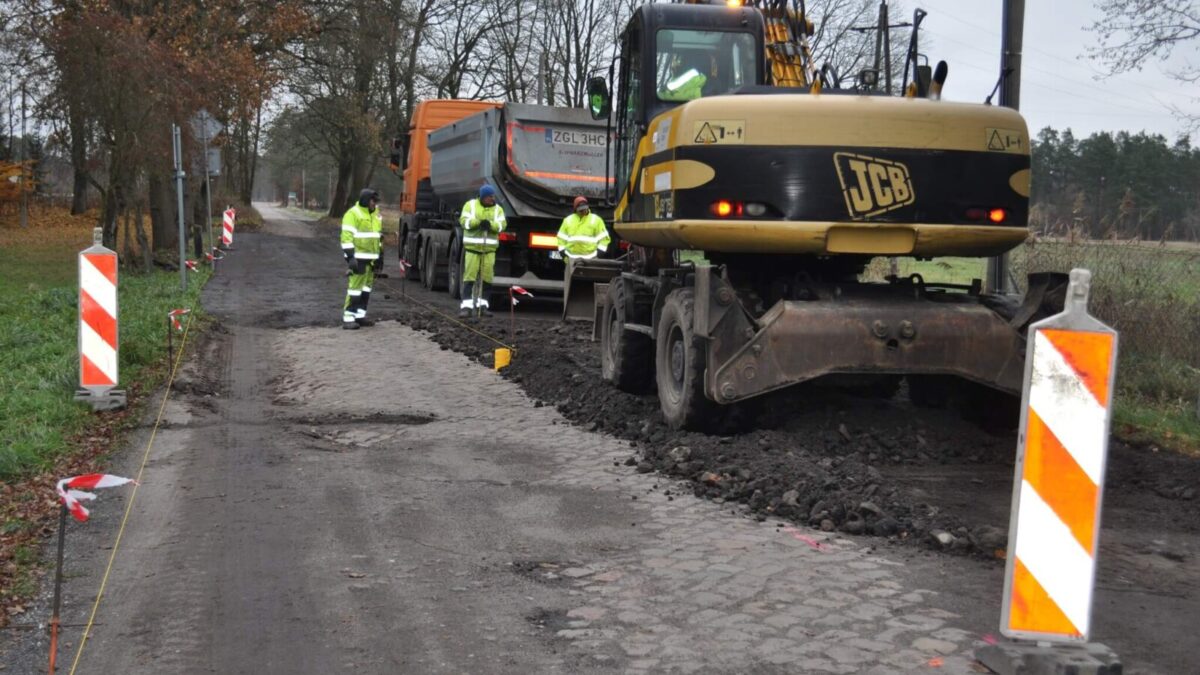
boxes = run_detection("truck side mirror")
[587,77,611,120]
[389,137,409,174]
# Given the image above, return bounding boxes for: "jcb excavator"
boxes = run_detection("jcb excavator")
[571,0,1064,430]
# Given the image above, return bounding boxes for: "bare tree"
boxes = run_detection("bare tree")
[1089,0,1200,128]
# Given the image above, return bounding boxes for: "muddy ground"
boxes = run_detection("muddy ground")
[377,282,1198,547]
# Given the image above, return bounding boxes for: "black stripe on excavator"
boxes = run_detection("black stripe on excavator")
[627,146,1029,226]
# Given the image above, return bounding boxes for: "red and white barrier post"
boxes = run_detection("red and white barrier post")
[221,207,236,248]
[74,228,126,411]
[978,268,1122,674]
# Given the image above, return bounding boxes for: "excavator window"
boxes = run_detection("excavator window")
[654,29,756,104]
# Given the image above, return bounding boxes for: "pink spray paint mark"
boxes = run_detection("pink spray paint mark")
[781,527,828,552]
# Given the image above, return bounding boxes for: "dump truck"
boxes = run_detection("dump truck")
[392,100,616,304]
[572,0,1066,430]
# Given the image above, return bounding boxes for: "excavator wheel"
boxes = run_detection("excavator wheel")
[655,288,717,430]
[600,279,652,393]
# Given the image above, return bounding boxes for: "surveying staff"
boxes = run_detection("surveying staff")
[458,185,507,318]
[341,188,383,329]
[556,196,610,260]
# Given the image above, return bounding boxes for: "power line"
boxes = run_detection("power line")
[928,6,1197,103]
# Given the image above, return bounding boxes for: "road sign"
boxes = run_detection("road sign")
[189,108,223,142]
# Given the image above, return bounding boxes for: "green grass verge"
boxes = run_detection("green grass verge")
[0,227,210,478]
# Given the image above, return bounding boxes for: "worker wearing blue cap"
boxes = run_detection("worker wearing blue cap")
[458,184,507,317]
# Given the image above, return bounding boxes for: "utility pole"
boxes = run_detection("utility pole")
[987,0,1025,294]
[851,3,909,93]
[199,110,214,256]
[19,81,28,229]
[172,124,187,292]
[301,168,306,209]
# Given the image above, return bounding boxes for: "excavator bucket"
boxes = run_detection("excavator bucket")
[562,258,623,321]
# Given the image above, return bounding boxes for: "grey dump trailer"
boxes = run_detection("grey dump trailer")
[398,102,615,303]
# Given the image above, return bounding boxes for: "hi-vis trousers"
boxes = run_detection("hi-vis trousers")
[343,266,375,323]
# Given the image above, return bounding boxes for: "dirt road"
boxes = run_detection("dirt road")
[3,206,1194,674]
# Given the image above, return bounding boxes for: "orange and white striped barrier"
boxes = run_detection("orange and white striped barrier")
[1001,268,1118,642]
[74,229,125,410]
[221,207,236,247]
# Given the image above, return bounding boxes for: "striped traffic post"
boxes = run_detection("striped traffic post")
[221,207,236,248]
[74,228,127,411]
[979,268,1122,674]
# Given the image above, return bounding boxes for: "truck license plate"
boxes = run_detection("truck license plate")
[547,129,607,147]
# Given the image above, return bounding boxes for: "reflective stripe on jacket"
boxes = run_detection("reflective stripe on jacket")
[556,212,611,259]
[459,198,507,253]
[341,204,383,260]
[659,69,707,102]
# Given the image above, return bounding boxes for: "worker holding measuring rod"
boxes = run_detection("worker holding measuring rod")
[458,185,507,318]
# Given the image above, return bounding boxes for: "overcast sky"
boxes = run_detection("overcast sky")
[912,0,1200,141]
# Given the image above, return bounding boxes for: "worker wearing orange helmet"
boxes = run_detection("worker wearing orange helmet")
[555,196,610,261]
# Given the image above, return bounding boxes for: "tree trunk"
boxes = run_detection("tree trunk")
[244,102,264,205]
[122,207,133,268]
[330,155,354,218]
[69,103,89,215]
[135,201,152,271]
[149,172,177,252]
[99,188,119,250]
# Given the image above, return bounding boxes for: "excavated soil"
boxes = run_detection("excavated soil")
[377,282,1200,562]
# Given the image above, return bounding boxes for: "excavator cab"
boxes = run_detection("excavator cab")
[571,4,766,321]
[598,5,766,204]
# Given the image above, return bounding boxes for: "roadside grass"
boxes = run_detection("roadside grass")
[0,208,210,477]
[1013,239,1200,452]
[0,206,211,624]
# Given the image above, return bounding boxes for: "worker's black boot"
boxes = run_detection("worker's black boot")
[459,282,475,318]
[342,321,360,330]
[480,283,494,317]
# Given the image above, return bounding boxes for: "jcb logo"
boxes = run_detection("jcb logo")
[833,153,915,219]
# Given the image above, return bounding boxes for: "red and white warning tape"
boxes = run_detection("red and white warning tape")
[185,260,198,271]
[509,285,534,306]
[168,308,191,332]
[56,474,135,522]
[398,258,412,278]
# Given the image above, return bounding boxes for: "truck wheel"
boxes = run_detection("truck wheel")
[421,239,436,290]
[403,229,421,274]
[447,237,463,299]
[601,280,652,393]
[655,288,715,430]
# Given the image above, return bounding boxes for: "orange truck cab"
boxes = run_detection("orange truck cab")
[394,100,500,215]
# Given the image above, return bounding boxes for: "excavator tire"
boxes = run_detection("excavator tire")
[601,279,652,393]
[655,288,716,430]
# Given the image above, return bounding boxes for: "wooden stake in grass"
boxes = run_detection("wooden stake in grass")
[48,505,66,675]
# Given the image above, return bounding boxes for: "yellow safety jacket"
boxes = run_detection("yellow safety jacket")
[459,198,508,253]
[340,204,383,260]
[556,212,611,259]
[659,69,707,102]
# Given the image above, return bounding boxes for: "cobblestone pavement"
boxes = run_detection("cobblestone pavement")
[273,323,989,674]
